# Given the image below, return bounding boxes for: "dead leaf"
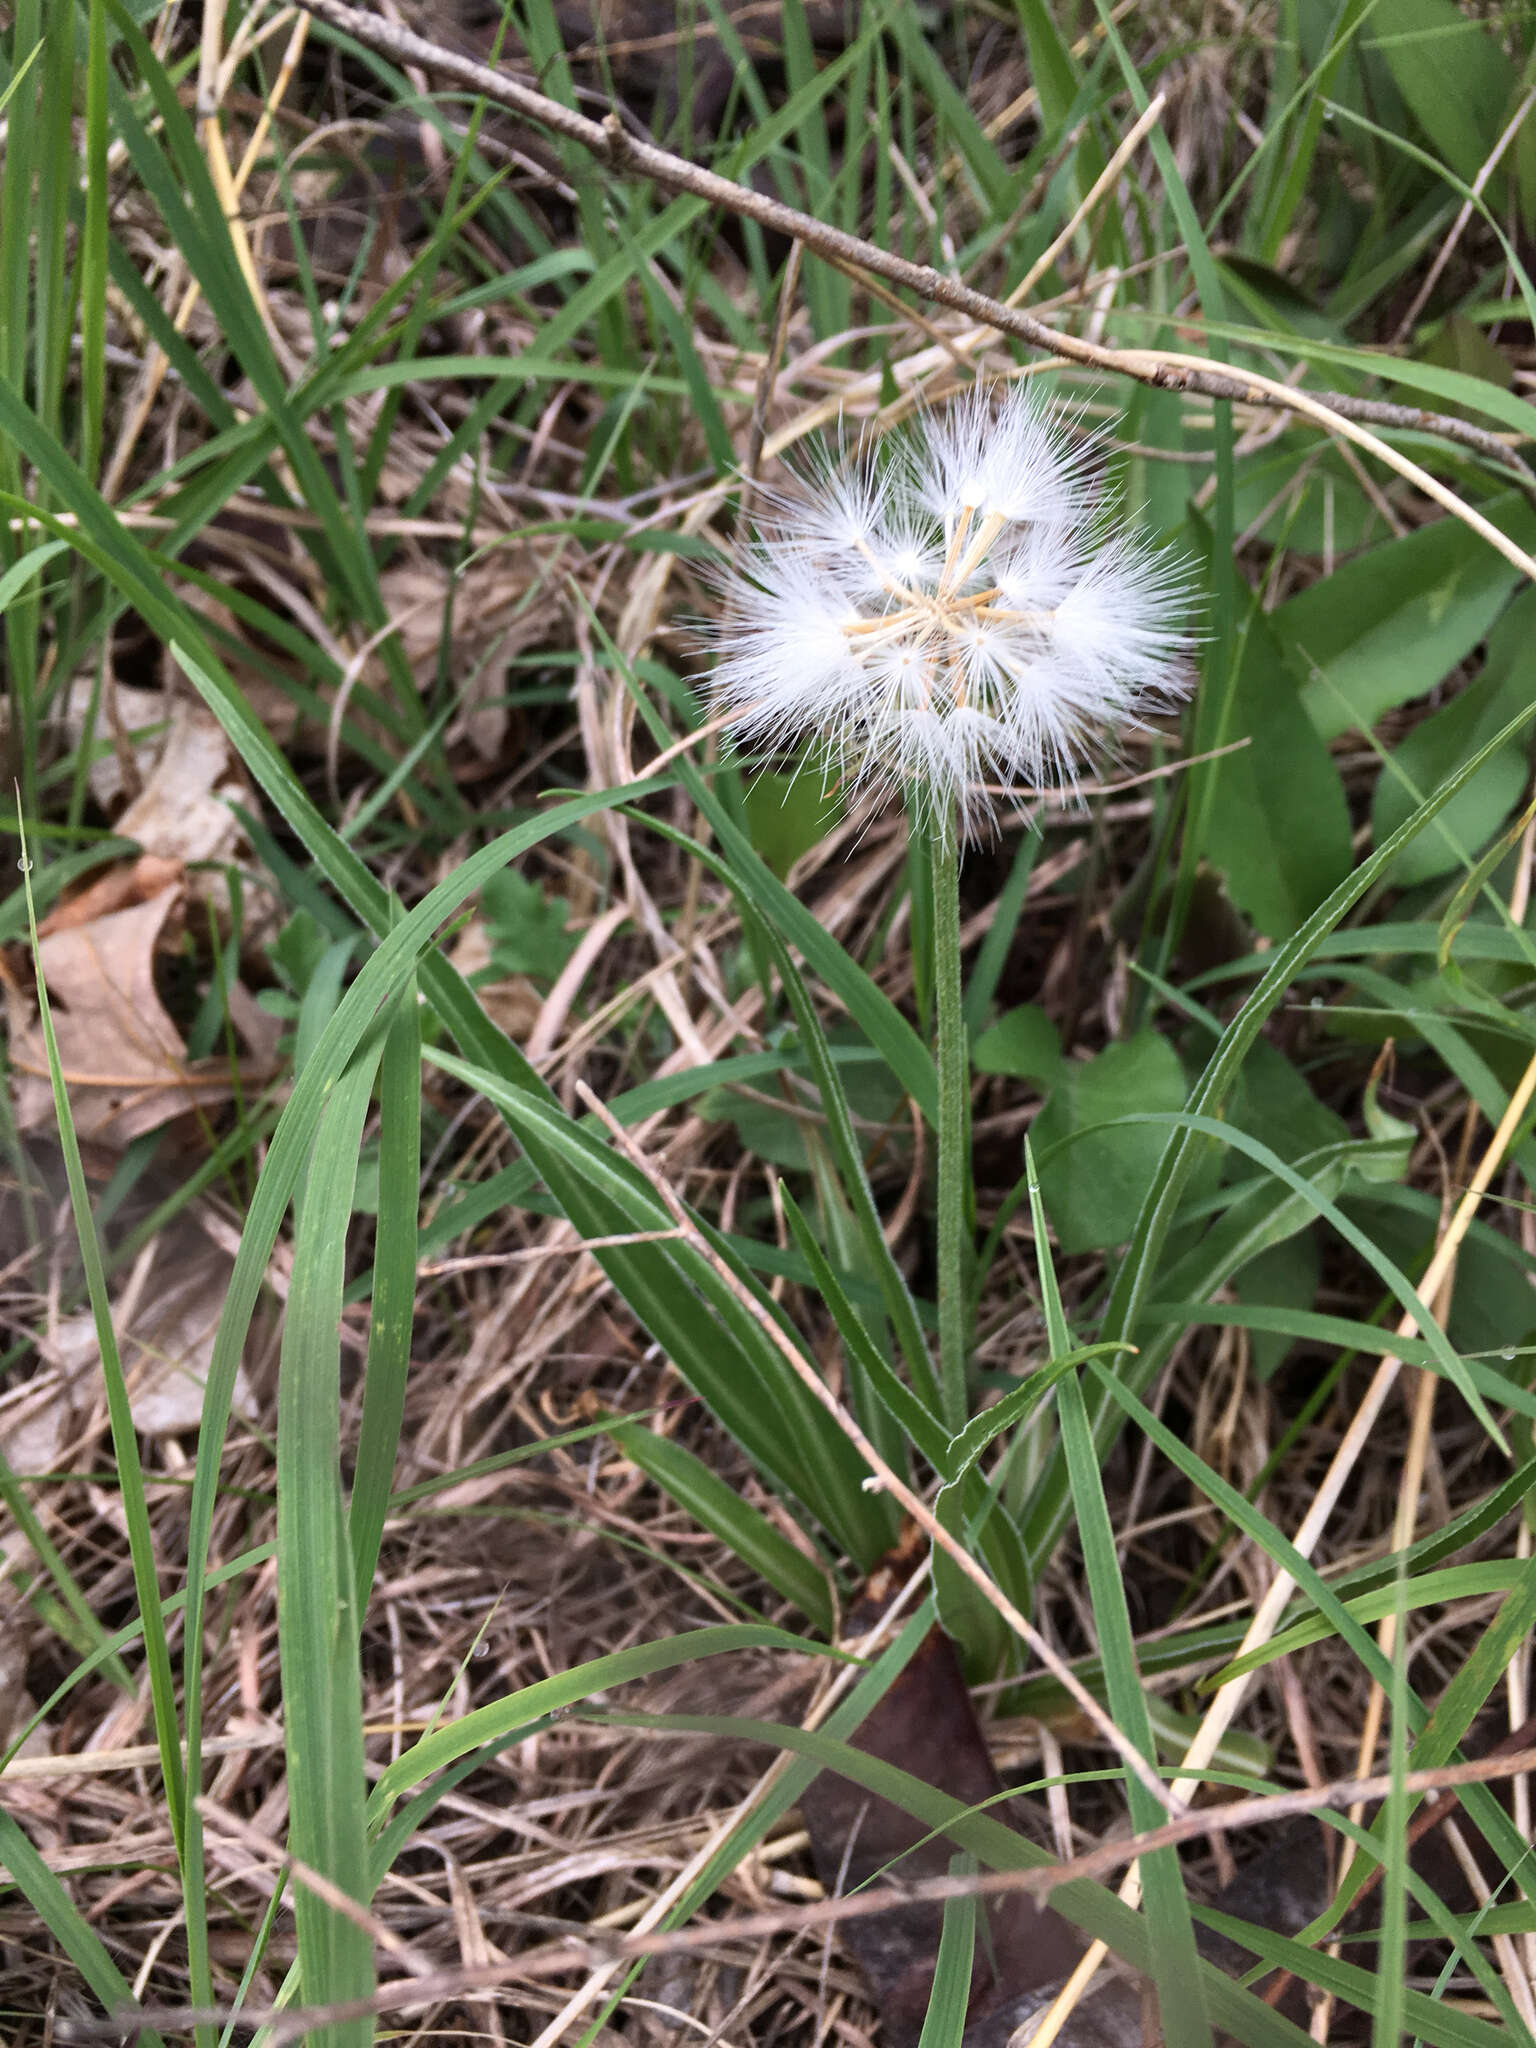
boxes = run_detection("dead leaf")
[39,854,184,936]
[113,697,249,867]
[116,1234,256,1436]
[2,1229,253,1481]
[801,1610,1083,2048]
[376,548,560,763]
[61,679,274,936]
[10,884,255,1145]
[446,916,543,1040]
[0,1315,99,1479]
[61,675,168,812]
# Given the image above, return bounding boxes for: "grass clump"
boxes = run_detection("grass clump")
[2,2,1536,2043]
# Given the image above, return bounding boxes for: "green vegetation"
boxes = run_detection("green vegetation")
[2,0,1536,2041]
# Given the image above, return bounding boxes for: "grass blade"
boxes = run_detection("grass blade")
[277,1049,381,2044]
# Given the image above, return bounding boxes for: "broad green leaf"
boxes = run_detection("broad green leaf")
[1373,585,1536,884]
[1285,496,1536,740]
[1228,1035,1350,1164]
[1364,0,1512,184]
[1148,1112,1498,1441]
[1227,435,1378,557]
[1032,1032,1187,1253]
[478,868,579,982]
[1023,688,1536,1578]
[744,765,843,881]
[1233,1229,1321,1381]
[932,1474,1009,1683]
[1419,312,1517,391]
[1206,612,1352,935]
[971,1003,1061,1080]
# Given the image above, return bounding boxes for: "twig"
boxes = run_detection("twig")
[89,1744,1536,2042]
[288,0,1529,491]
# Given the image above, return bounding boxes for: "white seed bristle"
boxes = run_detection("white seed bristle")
[701,383,1195,838]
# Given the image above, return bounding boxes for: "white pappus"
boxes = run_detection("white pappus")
[701,382,1195,839]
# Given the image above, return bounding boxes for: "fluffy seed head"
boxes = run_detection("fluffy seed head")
[701,383,1194,838]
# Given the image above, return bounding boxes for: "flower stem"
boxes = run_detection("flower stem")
[932,816,969,1434]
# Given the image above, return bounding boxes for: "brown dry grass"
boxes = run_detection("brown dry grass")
[3,0,1534,2040]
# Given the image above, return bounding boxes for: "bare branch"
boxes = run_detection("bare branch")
[290,0,1529,487]
[89,1742,1536,2042]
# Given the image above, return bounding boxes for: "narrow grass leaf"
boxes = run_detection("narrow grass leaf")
[366,1623,830,1820]
[0,1808,164,2047]
[17,835,206,2018]
[918,1857,977,2048]
[278,1050,380,2045]
[1026,1141,1213,2048]
[0,1439,133,1692]
[607,1420,834,1633]
[779,1184,952,1474]
[348,990,421,1599]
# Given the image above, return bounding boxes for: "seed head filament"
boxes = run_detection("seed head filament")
[702,381,1194,837]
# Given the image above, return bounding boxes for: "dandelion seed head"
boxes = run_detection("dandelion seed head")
[702,382,1195,837]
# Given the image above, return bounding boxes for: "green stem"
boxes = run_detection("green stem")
[932,815,969,1433]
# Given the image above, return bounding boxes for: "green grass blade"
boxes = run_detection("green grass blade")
[278,1050,381,2045]
[0,1439,133,1692]
[17,846,187,1829]
[366,1623,827,1822]
[0,1807,165,2046]
[78,0,108,483]
[607,1420,834,1633]
[623,799,937,1406]
[918,1858,977,2048]
[1026,1141,1212,2048]
[779,1184,953,1474]
[348,988,421,1599]
[432,1047,889,1561]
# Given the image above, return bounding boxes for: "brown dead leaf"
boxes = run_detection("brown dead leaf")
[62,680,271,926]
[113,697,250,867]
[117,1234,256,1436]
[0,1314,99,1480]
[801,1603,1082,2048]
[376,548,560,763]
[446,915,543,1040]
[62,675,168,811]
[10,885,257,1146]
[39,854,184,936]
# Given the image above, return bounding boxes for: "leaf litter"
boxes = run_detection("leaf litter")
[6,3,1536,2041]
